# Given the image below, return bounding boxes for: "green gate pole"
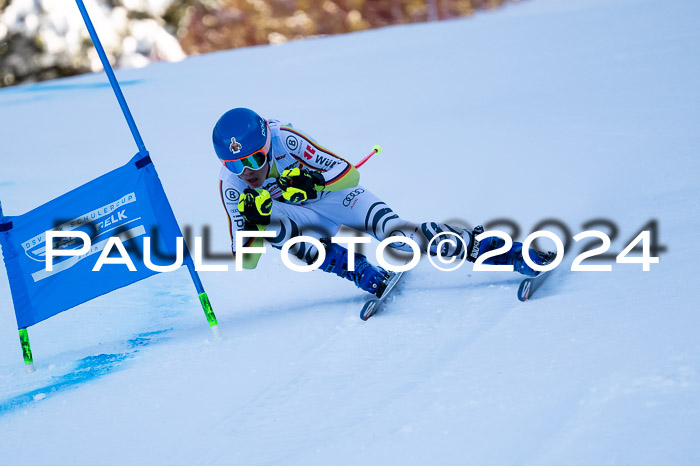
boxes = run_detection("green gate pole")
[198,291,221,340]
[19,328,35,373]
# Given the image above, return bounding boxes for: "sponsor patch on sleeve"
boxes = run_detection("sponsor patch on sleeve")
[224,188,240,202]
[285,135,300,152]
[303,144,316,160]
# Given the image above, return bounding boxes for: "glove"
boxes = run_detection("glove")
[237,188,272,226]
[278,167,325,203]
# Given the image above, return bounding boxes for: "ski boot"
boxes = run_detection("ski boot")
[319,241,389,295]
[467,226,555,277]
[511,247,556,276]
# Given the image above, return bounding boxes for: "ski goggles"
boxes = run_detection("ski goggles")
[222,134,271,175]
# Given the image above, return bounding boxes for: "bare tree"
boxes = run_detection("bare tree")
[426,0,439,21]
[391,0,404,23]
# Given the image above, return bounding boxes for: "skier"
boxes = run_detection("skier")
[213,108,552,296]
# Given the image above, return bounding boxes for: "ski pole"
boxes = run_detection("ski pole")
[355,145,382,169]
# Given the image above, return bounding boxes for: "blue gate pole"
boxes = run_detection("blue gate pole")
[75,0,148,158]
[75,0,221,339]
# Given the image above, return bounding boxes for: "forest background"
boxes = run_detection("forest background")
[0,0,515,87]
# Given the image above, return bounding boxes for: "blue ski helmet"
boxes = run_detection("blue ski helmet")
[213,108,271,174]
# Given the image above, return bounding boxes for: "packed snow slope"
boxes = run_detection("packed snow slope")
[1,0,699,464]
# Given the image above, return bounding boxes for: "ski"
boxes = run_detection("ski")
[360,271,405,321]
[517,271,551,302]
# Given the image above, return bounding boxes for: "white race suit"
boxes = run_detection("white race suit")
[218,119,469,266]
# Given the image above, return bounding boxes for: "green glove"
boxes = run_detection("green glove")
[237,188,272,226]
[278,167,325,203]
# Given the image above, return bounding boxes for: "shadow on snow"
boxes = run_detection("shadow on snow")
[0,328,170,416]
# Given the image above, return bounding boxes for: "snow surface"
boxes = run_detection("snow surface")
[1,0,700,464]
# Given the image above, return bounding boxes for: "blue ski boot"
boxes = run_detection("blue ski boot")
[507,243,555,276]
[319,241,389,295]
[467,226,555,277]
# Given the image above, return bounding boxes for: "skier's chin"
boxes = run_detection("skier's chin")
[247,179,263,189]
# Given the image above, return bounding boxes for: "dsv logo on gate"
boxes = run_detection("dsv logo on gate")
[343,188,364,207]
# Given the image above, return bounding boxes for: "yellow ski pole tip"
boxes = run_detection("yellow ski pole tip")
[372,145,383,155]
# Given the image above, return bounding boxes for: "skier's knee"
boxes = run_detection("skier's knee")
[420,222,470,258]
